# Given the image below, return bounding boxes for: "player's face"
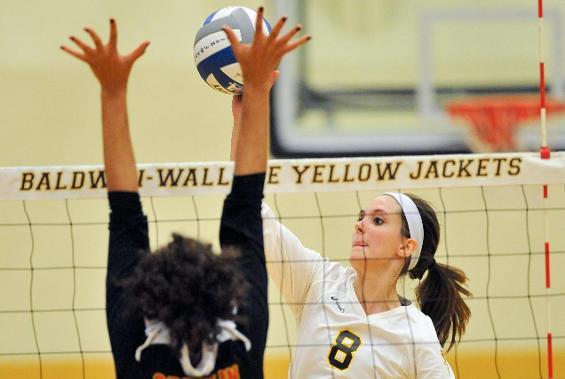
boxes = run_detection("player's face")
[350,195,406,270]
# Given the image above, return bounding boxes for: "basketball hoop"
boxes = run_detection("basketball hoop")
[447,96,565,152]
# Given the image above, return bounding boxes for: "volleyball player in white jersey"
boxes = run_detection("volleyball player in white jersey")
[264,194,471,378]
[230,61,471,379]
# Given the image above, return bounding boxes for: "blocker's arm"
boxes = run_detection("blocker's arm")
[100,91,139,192]
[224,8,310,175]
[61,19,149,191]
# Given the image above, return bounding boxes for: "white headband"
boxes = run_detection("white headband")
[383,192,424,271]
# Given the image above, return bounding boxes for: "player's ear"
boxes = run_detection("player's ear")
[398,238,417,258]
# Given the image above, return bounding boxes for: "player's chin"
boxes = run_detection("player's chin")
[349,254,367,274]
[349,248,366,264]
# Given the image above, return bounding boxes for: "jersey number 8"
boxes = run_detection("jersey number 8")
[328,330,361,370]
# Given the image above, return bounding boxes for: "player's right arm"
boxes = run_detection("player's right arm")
[61,20,150,378]
[232,100,322,319]
[261,203,324,318]
[226,14,317,319]
[61,19,149,192]
[221,9,310,374]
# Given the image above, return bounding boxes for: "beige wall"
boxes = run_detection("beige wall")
[2,0,565,165]
[1,0,275,167]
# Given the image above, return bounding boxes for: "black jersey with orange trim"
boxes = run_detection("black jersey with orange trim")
[106,173,267,379]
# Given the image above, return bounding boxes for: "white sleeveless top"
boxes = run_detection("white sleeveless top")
[262,203,455,378]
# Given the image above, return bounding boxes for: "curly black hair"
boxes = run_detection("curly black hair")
[121,233,249,355]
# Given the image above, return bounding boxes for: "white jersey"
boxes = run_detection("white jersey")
[262,204,455,379]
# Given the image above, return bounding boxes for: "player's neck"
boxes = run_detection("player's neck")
[353,267,401,315]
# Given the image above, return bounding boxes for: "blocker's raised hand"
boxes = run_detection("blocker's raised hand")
[61,19,150,94]
[223,7,310,91]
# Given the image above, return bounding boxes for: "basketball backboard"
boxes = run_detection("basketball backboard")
[270,0,565,157]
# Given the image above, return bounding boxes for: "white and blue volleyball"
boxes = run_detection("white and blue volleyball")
[194,7,271,95]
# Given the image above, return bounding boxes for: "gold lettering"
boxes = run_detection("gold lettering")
[343,164,355,183]
[36,172,51,191]
[312,165,325,183]
[358,163,371,182]
[409,162,423,180]
[442,160,456,178]
[218,167,230,186]
[55,172,68,190]
[424,161,439,179]
[20,172,34,191]
[375,161,402,181]
[292,165,310,184]
[457,159,473,178]
[328,164,340,183]
[508,157,521,176]
[268,165,281,184]
[183,169,198,187]
[157,168,184,187]
[89,170,107,189]
[137,169,145,187]
[476,158,490,177]
[493,158,507,176]
[71,172,85,189]
[202,168,214,186]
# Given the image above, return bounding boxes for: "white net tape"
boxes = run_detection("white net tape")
[2,152,564,200]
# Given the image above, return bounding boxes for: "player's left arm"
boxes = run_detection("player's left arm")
[220,173,267,374]
[220,8,310,372]
[106,192,149,378]
[62,21,150,378]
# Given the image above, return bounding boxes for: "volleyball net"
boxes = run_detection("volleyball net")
[1,152,564,378]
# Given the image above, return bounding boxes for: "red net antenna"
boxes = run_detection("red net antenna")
[447,96,565,153]
[538,0,553,378]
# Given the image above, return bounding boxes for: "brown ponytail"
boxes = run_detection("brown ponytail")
[400,194,471,351]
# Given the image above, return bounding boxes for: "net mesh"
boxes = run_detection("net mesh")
[1,154,564,378]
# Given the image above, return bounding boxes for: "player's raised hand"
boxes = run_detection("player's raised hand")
[223,7,310,91]
[61,19,150,95]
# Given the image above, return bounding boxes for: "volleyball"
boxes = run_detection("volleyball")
[194,7,271,95]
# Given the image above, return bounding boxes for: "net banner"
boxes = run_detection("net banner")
[1,152,563,200]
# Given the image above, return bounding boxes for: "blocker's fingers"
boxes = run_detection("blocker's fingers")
[60,45,87,62]
[282,35,311,55]
[278,24,303,46]
[109,19,117,49]
[253,6,264,38]
[84,27,104,50]
[126,41,150,62]
[222,26,241,54]
[69,36,93,54]
[268,16,287,41]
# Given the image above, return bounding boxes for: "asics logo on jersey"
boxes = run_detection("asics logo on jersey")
[330,296,345,313]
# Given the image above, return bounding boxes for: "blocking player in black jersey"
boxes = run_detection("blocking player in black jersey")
[61,10,309,379]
